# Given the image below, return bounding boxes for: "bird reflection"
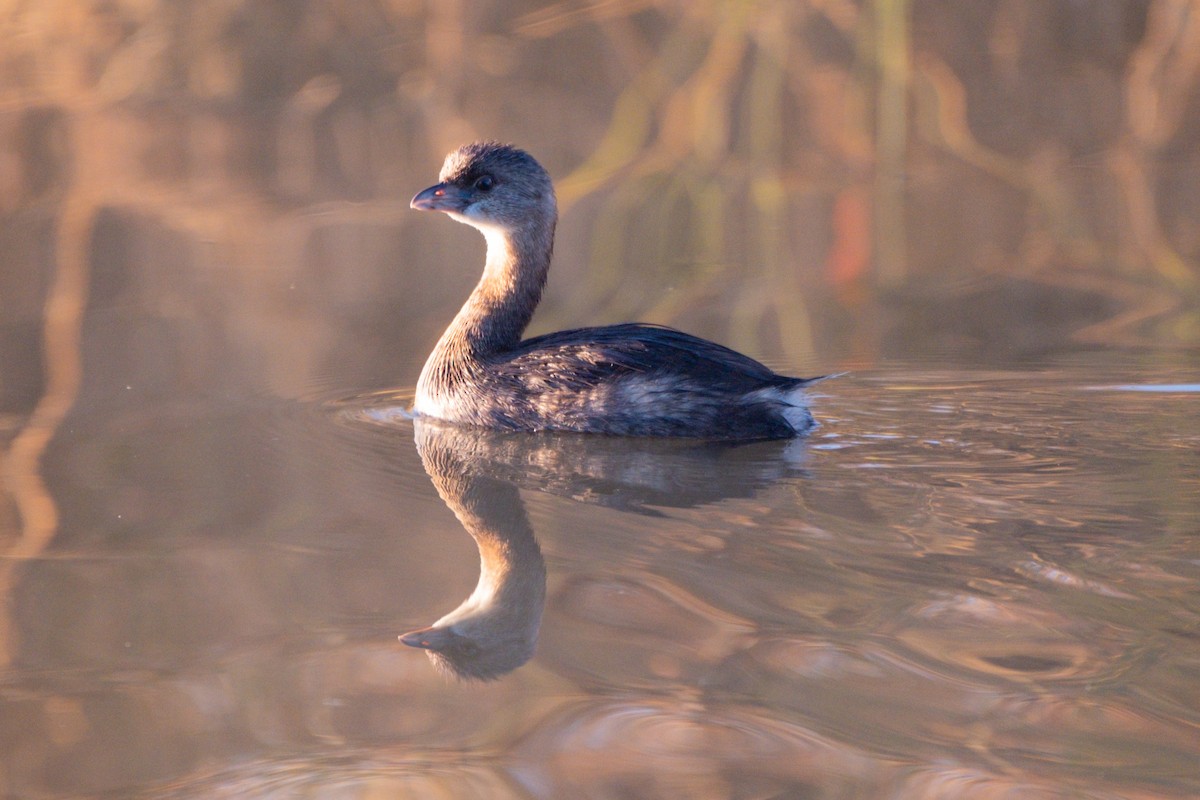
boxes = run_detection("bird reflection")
[401,419,547,681]
[401,417,808,680]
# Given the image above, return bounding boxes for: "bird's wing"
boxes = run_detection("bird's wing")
[498,323,805,392]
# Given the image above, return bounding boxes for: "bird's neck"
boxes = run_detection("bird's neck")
[437,219,555,360]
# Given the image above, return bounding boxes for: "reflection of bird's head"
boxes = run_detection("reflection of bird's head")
[399,542,545,681]
[399,604,541,682]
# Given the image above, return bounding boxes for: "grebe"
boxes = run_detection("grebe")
[411,141,824,439]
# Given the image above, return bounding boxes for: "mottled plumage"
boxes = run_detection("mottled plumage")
[411,142,823,440]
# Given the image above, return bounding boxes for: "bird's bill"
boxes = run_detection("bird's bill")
[411,182,471,212]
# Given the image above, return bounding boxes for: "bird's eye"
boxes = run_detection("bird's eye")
[474,175,495,192]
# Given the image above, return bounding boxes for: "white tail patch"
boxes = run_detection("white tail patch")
[781,385,816,433]
[749,385,816,434]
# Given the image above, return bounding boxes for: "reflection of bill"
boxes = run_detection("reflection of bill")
[398,417,809,681]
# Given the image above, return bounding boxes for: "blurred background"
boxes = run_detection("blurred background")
[2,1,1200,796]
[3,0,1199,417]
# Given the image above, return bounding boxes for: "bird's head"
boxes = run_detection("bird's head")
[411,141,556,234]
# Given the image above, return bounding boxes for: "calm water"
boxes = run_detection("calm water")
[3,357,1198,798]
[3,2,1200,796]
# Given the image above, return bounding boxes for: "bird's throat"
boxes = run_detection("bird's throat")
[451,221,552,356]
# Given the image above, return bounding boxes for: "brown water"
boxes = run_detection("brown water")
[2,358,1198,798]
[4,2,1200,797]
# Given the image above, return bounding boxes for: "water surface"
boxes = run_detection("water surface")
[2,3,1199,796]
[3,358,1198,798]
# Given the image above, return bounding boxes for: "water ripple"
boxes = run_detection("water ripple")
[508,698,881,796]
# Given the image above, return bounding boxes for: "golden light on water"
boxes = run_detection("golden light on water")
[1,3,1199,796]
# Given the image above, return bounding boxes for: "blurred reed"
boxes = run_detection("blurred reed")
[0,0,1197,395]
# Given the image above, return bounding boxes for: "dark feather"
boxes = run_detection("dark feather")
[509,323,806,392]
